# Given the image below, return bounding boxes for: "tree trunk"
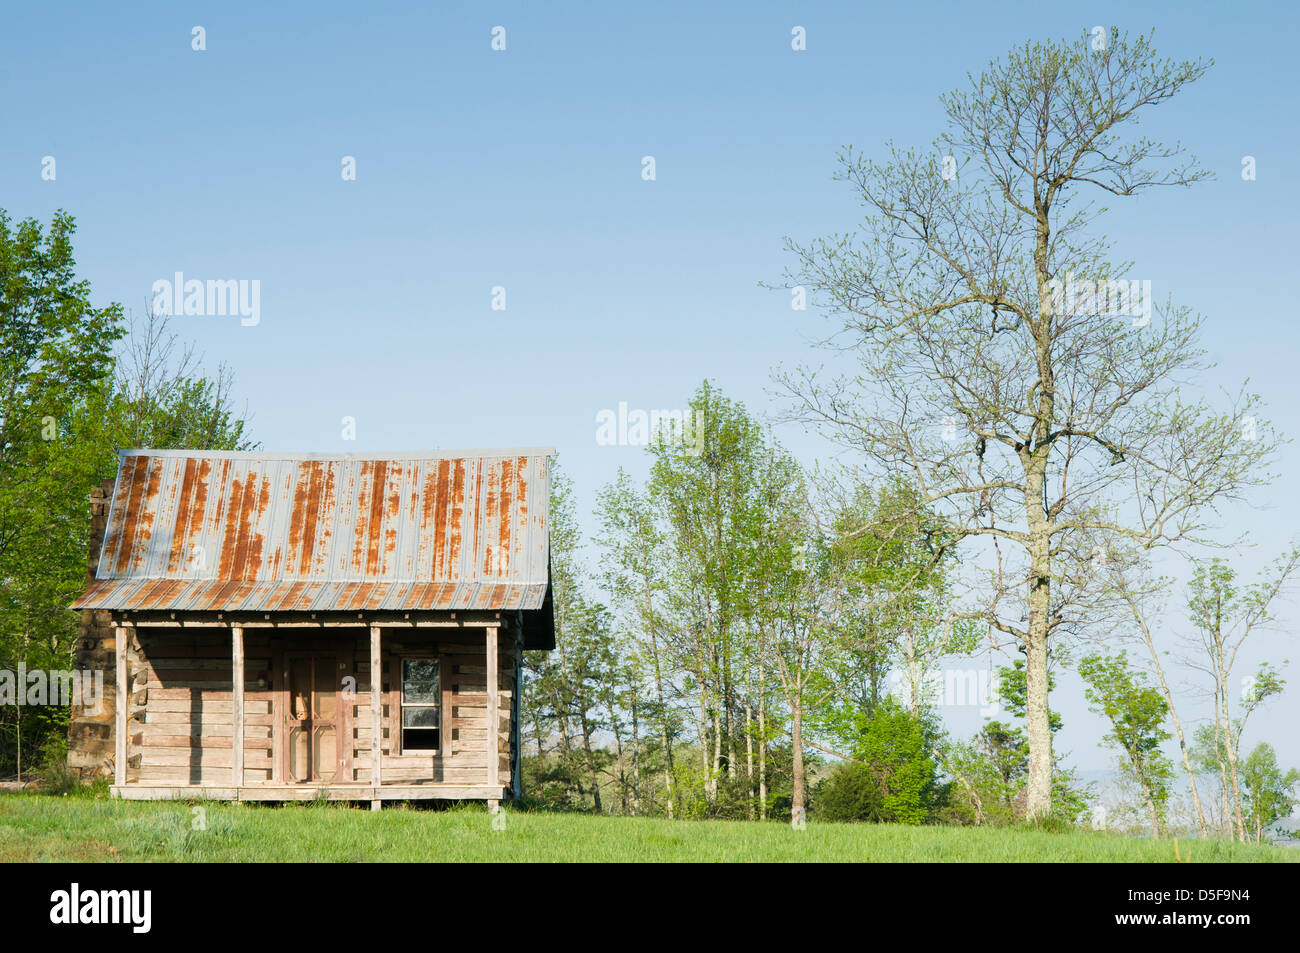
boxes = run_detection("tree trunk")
[1218,757,1230,838]
[1023,626,1052,820]
[1139,774,1161,838]
[1022,449,1054,821]
[710,682,722,802]
[905,627,920,716]
[579,713,603,814]
[1023,539,1054,818]
[1024,194,1059,823]
[758,651,768,821]
[1135,614,1209,838]
[723,628,735,783]
[744,683,755,822]
[646,625,674,818]
[611,717,627,815]
[1213,617,1247,841]
[1221,688,1246,841]
[630,685,640,817]
[697,690,710,794]
[790,699,805,822]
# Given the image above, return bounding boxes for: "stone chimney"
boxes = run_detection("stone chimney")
[67,477,119,780]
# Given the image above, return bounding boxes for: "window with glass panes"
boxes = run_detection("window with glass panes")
[400,658,440,751]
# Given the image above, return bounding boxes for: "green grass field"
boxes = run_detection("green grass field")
[0,791,1293,862]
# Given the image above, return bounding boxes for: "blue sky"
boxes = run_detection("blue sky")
[4,1,1298,778]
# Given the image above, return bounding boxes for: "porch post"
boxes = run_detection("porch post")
[231,624,244,790]
[486,624,499,803]
[114,623,127,789]
[370,623,382,809]
[511,629,523,801]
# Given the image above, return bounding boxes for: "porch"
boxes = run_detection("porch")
[108,614,519,808]
[111,784,509,803]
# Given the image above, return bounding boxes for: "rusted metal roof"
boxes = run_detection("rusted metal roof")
[74,450,554,637]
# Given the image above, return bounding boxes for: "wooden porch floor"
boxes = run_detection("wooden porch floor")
[112,783,508,802]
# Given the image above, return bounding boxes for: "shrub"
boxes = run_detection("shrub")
[35,736,81,797]
[854,699,944,824]
[815,763,884,822]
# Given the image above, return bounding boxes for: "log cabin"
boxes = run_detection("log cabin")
[68,448,555,810]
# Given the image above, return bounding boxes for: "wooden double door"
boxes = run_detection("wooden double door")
[280,643,355,784]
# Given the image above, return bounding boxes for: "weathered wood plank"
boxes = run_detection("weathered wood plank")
[139,722,270,739]
[138,734,273,749]
[147,688,272,702]
[138,748,271,767]
[232,625,244,787]
[147,698,270,715]
[486,625,498,789]
[451,664,515,677]
[144,679,270,691]
[370,624,382,792]
[132,768,273,786]
[141,711,274,727]
[148,658,270,671]
[115,626,127,788]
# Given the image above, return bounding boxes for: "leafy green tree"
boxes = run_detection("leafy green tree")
[597,380,817,819]
[821,479,977,720]
[852,698,946,824]
[1078,651,1175,837]
[0,209,122,775]
[522,464,593,807]
[644,380,776,805]
[952,660,1086,824]
[595,470,682,817]
[979,660,1062,784]
[561,600,620,813]
[942,737,1018,826]
[0,209,255,777]
[757,501,844,822]
[596,381,845,822]
[1239,742,1300,843]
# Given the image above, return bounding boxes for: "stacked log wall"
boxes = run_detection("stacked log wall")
[67,479,120,781]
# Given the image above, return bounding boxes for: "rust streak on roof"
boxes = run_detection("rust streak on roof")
[129,457,164,575]
[245,471,271,581]
[498,456,516,578]
[218,473,246,580]
[112,455,150,575]
[364,460,387,578]
[165,458,199,574]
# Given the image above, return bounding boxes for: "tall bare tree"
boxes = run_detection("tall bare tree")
[777,31,1278,818]
[1104,550,1209,837]
[1185,549,1300,840]
[114,304,254,451]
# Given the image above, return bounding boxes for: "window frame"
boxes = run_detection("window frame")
[398,655,441,754]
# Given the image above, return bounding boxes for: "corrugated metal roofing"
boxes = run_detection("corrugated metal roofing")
[74,449,553,621]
